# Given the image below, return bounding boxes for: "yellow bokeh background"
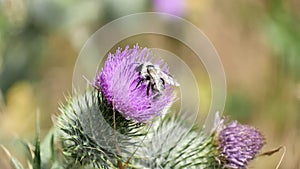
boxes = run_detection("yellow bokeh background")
[0,0,299,168]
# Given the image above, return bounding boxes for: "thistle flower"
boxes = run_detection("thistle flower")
[94,45,176,123]
[217,121,265,169]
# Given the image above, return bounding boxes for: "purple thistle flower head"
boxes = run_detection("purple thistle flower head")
[217,121,265,169]
[94,45,177,123]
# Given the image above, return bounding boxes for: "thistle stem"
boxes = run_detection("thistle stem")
[113,104,124,169]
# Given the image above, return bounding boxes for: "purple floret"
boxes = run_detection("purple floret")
[94,45,176,123]
[218,121,265,169]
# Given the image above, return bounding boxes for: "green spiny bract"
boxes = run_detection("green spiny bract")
[57,89,147,168]
[133,115,221,169]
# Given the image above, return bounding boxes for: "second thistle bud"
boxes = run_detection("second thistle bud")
[216,121,265,169]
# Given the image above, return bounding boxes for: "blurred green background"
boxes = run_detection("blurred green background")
[0,0,299,168]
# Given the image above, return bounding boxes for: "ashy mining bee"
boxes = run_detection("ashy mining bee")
[134,62,180,96]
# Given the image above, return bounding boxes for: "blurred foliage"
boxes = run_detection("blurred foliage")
[0,0,299,168]
[225,91,254,123]
[265,0,300,80]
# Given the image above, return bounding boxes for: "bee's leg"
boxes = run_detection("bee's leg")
[160,78,165,89]
[135,78,144,89]
[146,82,151,96]
[150,83,158,96]
[152,84,162,99]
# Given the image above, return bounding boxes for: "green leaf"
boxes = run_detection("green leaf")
[40,127,57,165]
[50,161,64,169]
[33,112,41,169]
[1,145,25,169]
[33,136,41,169]
[50,134,56,163]
[11,158,25,169]
[21,140,34,163]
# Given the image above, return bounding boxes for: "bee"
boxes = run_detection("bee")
[134,62,180,96]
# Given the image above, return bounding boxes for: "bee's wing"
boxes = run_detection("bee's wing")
[155,78,165,92]
[159,71,180,86]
